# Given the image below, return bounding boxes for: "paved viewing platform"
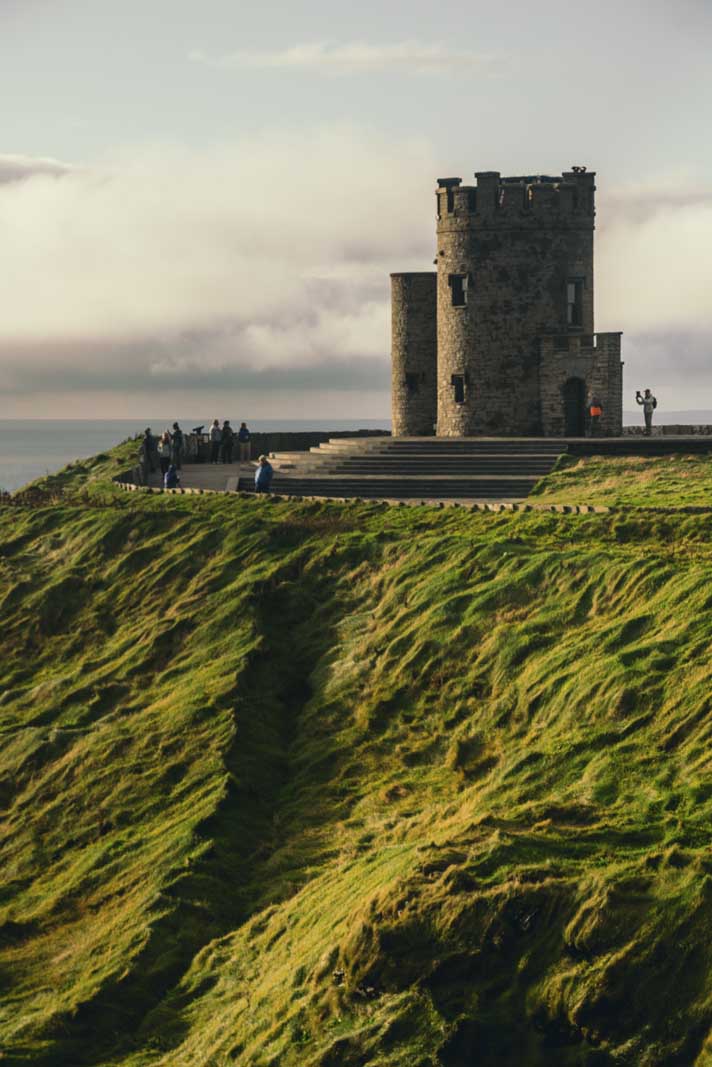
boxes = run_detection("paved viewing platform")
[130,434,712,504]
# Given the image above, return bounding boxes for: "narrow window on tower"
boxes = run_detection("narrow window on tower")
[567,279,584,327]
[451,375,465,404]
[449,273,468,307]
[405,372,420,394]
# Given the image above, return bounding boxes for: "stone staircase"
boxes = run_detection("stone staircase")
[237,437,565,500]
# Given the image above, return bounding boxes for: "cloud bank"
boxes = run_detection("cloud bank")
[0,130,435,415]
[0,153,72,184]
[188,41,495,76]
[0,135,711,415]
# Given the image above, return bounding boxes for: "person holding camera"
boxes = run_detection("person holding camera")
[636,389,657,435]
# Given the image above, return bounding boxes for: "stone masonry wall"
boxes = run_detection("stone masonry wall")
[539,333,623,436]
[391,272,438,436]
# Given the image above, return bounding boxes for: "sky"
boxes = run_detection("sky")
[1,0,711,418]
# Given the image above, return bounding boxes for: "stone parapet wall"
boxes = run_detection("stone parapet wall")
[622,425,712,436]
[196,429,389,460]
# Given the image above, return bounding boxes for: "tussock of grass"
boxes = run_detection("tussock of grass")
[0,446,711,1065]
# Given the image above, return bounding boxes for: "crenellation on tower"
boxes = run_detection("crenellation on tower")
[391,164,622,437]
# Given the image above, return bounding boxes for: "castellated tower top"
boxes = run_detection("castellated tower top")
[436,167,596,227]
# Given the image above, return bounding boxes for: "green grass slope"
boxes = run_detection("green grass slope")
[1,481,711,1066]
[531,452,712,508]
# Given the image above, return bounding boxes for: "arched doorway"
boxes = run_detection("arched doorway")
[563,377,586,436]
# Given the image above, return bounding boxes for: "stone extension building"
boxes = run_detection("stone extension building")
[391,167,623,437]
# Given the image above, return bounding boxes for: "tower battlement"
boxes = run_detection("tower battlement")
[436,167,595,228]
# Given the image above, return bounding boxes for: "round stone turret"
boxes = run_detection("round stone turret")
[390,272,437,436]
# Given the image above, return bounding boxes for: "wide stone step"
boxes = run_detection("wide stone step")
[238,475,537,499]
[380,444,563,454]
[311,444,563,457]
[322,458,558,470]
[278,451,560,461]
[281,463,559,475]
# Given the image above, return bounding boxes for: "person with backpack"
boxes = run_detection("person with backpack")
[221,420,234,463]
[209,419,222,463]
[237,422,251,463]
[254,454,273,493]
[636,389,658,435]
[170,422,184,468]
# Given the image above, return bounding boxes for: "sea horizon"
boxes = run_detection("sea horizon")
[2,412,712,493]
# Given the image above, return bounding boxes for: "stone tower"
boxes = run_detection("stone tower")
[390,166,623,437]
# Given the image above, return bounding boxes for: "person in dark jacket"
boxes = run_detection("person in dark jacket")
[221,420,234,463]
[164,463,180,489]
[141,427,157,472]
[170,422,184,469]
[209,419,222,463]
[238,422,251,463]
[254,455,273,493]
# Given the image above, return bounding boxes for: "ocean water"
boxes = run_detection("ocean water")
[0,418,391,493]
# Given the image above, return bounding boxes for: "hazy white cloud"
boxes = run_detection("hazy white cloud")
[0,136,711,414]
[0,153,72,184]
[188,40,496,76]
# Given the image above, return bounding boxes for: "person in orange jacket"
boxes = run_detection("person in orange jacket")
[588,392,603,436]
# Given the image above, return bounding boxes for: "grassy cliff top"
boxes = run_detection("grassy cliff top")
[531,452,712,508]
[1,446,711,1066]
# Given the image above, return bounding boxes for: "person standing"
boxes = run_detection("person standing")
[171,422,184,469]
[238,422,251,463]
[209,419,222,463]
[221,420,234,464]
[141,427,157,472]
[636,389,657,436]
[143,426,157,473]
[588,393,603,437]
[157,430,172,477]
[254,454,273,493]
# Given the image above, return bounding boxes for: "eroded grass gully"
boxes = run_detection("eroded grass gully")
[25,546,358,1065]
